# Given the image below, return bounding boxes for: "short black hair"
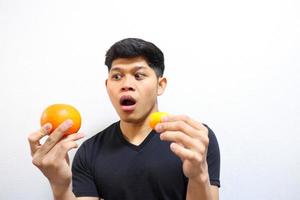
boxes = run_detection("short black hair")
[105,38,165,77]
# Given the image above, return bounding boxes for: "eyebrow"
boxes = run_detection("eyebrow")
[110,66,147,72]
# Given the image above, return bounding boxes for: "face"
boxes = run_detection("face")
[106,56,167,124]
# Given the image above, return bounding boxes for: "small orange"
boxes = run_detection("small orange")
[149,112,168,129]
[40,104,81,136]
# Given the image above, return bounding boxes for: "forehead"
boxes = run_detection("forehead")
[110,57,151,71]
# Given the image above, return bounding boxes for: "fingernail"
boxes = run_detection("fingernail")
[162,116,169,122]
[160,133,164,140]
[156,124,163,132]
[66,119,73,126]
[63,119,73,129]
[170,143,176,151]
[44,123,52,131]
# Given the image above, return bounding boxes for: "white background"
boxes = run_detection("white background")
[1,0,299,199]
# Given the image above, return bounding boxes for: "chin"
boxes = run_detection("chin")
[119,113,146,124]
[122,118,138,123]
[120,114,138,122]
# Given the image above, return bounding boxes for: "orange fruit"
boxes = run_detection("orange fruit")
[149,112,168,129]
[40,104,81,136]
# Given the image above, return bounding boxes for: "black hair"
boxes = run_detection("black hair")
[105,38,165,77]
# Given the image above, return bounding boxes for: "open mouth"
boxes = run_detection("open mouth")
[120,95,136,107]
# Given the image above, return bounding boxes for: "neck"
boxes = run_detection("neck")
[120,106,158,145]
[120,121,152,145]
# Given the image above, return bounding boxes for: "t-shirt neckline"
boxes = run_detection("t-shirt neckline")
[116,121,155,151]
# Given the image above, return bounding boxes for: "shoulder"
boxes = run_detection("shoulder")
[203,124,221,187]
[203,124,219,149]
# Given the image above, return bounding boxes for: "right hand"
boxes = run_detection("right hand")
[28,119,84,194]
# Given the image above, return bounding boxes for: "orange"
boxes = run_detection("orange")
[40,104,81,136]
[149,112,168,129]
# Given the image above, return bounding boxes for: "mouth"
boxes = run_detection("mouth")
[119,95,137,112]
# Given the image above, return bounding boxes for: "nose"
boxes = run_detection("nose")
[121,76,135,92]
[121,86,134,92]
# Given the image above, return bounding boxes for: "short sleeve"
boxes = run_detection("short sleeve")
[205,125,221,187]
[72,142,99,197]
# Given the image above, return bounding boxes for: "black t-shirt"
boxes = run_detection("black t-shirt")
[72,121,220,199]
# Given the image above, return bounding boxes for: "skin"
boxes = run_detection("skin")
[105,57,166,145]
[28,56,219,200]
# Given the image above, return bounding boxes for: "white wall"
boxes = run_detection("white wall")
[1,0,299,199]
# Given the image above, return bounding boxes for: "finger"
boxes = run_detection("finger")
[158,115,209,141]
[33,132,84,168]
[162,114,206,132]
[35,119,73,157]
[44,132,84,160]
[40,141,79,168]
[170,142,198,161]
[50,141,80,161]
[155,120,199,138]
[28,123,52,155]
[60,132,85,143]
[66,154,70,165]
[160,131,196,149]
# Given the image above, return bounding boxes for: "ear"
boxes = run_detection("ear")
[105,79,108,88]
[157,77,167,96]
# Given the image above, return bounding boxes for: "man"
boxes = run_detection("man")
[28,38,220,200]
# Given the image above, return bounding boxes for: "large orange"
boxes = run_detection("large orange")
[149,112,168,129]
[40,104,81,136]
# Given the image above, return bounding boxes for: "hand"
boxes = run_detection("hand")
[155,115,209,182]
[28,119,84,193]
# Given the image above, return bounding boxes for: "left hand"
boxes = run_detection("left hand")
[155,115,209,181]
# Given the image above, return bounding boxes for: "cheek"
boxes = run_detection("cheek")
[140,83,158,99]
[107,86,118,103]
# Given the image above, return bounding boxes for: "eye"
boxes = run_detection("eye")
[135,73,145,80]
[112,73,122,80]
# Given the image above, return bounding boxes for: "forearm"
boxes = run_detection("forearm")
[186,172,213,200]
[51,183,77,200]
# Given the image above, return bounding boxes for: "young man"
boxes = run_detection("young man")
[28,38,220,200]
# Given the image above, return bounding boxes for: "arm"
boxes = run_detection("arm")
[186,177,219,200]
[155,115,219,200]
[51,185,99,200]
[28,120,97,200]
[51,186,99,200]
